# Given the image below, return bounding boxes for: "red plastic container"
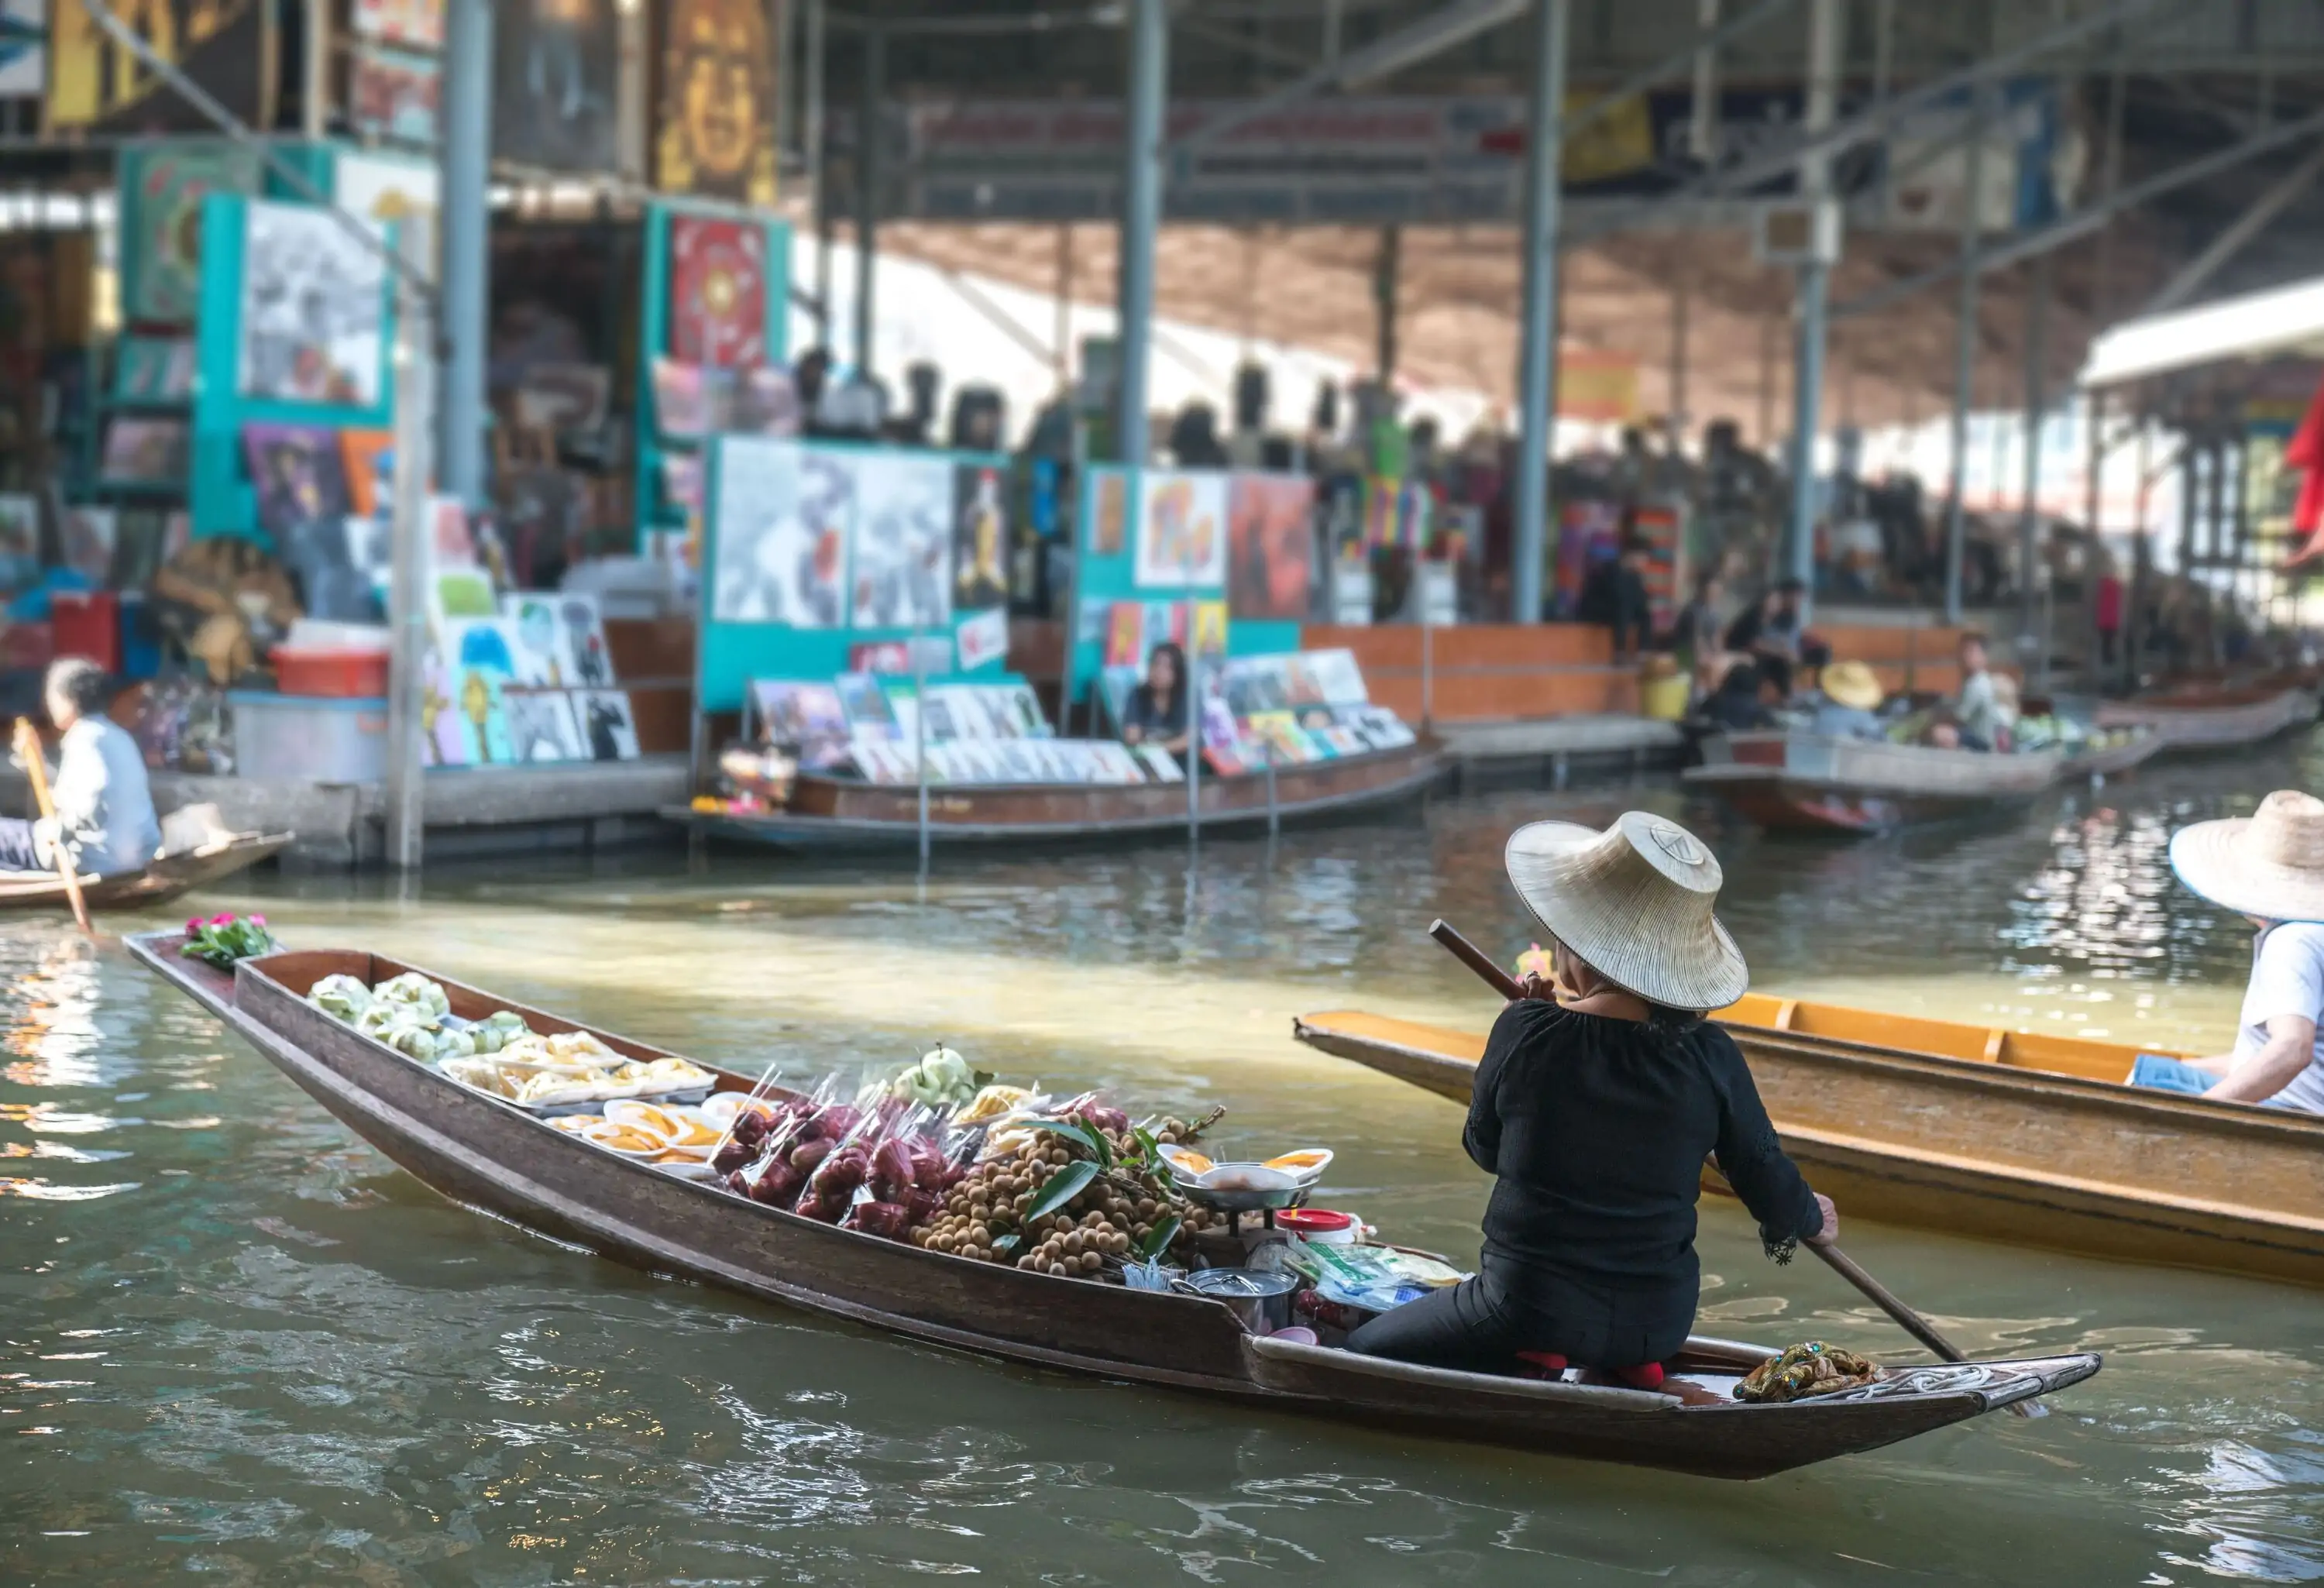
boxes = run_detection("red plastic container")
[50,591,119,672]
[271,647,390,698]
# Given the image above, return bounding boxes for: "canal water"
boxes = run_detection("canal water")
[3,735,2319,1584]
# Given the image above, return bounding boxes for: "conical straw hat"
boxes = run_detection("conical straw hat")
[2169,789,2324,922]
[1820,659,1884,711]
[1504,812,1748,1012]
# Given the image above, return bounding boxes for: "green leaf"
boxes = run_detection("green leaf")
[1030,1117,1110,1170]
[1136,1215,1181,1261]
[1129,1126,1164,1171]
[991,1232,1019,1255]
[1026,1160,1099,1225]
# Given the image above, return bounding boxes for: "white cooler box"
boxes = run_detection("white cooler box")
[228,692,390,783]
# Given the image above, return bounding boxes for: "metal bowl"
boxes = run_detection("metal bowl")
[1171,1164,1308,1212]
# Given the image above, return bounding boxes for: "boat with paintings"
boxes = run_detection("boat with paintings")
[127,930,2095,1480]
[1294,989,2324,1287]
[1684,732,2064,834]
[669,739,1446,851]
[2096,683,2317,754]
[0,829,290,913]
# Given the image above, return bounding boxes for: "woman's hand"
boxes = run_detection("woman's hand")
[1807,1193,1838,1248]
[1122,726,1145,745]
[1508,971,1556,1005]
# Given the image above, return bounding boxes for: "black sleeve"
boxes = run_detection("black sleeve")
[1703,1029,1823,1263]
[1463,1000,1551,1174]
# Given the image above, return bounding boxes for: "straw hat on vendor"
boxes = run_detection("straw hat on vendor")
[2171,790,2324,923]
[1504,810,1750,1013]
[1818,660,1886,713]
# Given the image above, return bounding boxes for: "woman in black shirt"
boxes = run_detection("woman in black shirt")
[1120,641,1189,754]
[1347,813,1834,1383]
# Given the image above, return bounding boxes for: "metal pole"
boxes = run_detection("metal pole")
[1117,0,1169,467]
[383,217,437,871]
[2018,250,2050,672]
[1688,0,1720,162]
[1054,223,1074,387]
[1374,224,1400,383]
[1944,85,1992,625]
[854,26,883,374]
[1786,0,1841,619]
[1669,266,1689,459]
[806,0,828,342]
[1512,0,1570,627]
[436,0,492,506]
[913,621,930,872]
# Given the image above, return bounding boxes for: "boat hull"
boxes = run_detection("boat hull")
[125,933,2094,1479]
[0,832,291,912]
[674,741,1445,851]
[1293,1009,2324,1287]
[2095,686,2317,754]
[1686,733,2061,835]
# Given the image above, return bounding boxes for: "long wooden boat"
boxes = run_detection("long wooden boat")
[0,830,291,912]
[2095,684,2317,753]
[125,930,2095,1479]
[2059,726,2163,780]
[1295,988,2324,1287]
[669,740,1446,851]
[1684,732,2063,834]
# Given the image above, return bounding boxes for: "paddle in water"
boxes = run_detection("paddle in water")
[13,717,92,937]
[1425,916,2042,1418]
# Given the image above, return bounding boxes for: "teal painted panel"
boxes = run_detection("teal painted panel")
[191,190,397,545]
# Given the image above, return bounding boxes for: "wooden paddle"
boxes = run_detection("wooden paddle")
[1427,917,2040,1415]
[14,718,92,937]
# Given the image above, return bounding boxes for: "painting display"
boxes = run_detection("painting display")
[954,607,1008,672]
[116,335,197,399]
[60,507,117,584]
[951,462,1009,613]
[439,619,519,765]
[0,0,40,98]
[238,200,387,407]
[501,593,569,684]
[101,418,189,483]
[491,0,620,174]
[1227,473,1316,620]
[47,0,270,133]
[667,215,767,368]
[350,46,440,145]
[243,424,353,540]
[655,0,779,205]
[339,429,394,518]
[119,143,262,324]
[749,679,850,768]
[1133,469,1228,589]
[559,594,614,686]
[850,452,952,629]
[0,495,35,587]
[352,0,443,49]
[711,438,848,627]
[578,691,641,761]
[333,149,439,225]
[504,690,585,761]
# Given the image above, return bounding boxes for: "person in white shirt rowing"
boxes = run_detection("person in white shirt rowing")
[2160,789,2324,1112]
[0,658,161,878]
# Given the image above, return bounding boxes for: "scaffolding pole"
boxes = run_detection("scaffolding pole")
[1511,0,1570,627]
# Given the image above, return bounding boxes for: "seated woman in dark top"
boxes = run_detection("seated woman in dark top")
[1347,812,1835,1387]
[1119,641,1189,754]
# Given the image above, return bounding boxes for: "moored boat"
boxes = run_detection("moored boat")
[2095,684,2317,754]
[668,740,1446,851]
[0,830,291,913]
[1685,732,2063,834]
[125,930,2095,1479]
[1294,991,2324,1287]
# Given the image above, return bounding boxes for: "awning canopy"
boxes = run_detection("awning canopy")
[2081,274,2324,390]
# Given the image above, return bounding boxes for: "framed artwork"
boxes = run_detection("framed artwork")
[557,593,614,686]
[352,0,443,50]
[431,568,500,623]
[115,335,197,400]
[1227,473,1316,620]
[514,363,611,431]
[655,0,779,205]
[333,149,438,226]
[1133,469,1228,589]
[577,690,641,761]
[491,0,619,173]
[711,438,848,627]
[667,217,766,368]
[422,660,466,765]
[749,679,849,768]
[1307,648,1369,706]
[119,143,262,324]
[61,506,117,584]
[238,200,387,407]
[243,423,352,540]
[951,462,1009,614]
[0,0,40,98]
[733,365,799,435]
[1091,469,1128,555]
[350,46,440,145]
[101,418,189,483]
[849,451,952,629]
[954,607,1008,672]
[504,690,584,761]
[48,0,272,133]
[500,593,568,685]
[651,356,710,438]
[340,428,394,518]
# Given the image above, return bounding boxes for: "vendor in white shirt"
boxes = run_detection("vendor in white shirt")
[2165,790,2324,1112]
[0,658,160,877]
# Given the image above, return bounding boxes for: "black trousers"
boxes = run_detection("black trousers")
[1344,1262,1693,1375]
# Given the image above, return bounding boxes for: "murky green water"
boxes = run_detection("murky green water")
[4,734,2322,1585]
